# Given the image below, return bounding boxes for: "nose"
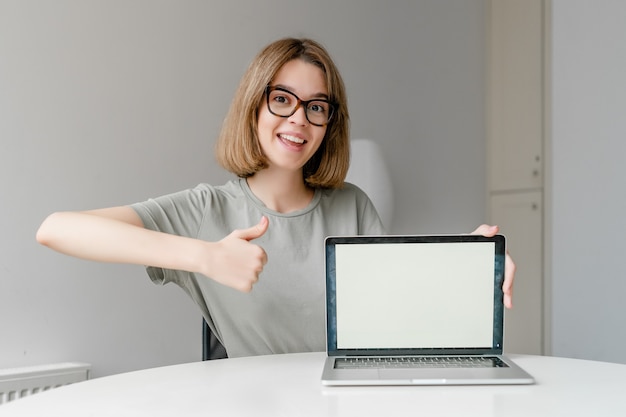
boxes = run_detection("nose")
[288,103,309,126]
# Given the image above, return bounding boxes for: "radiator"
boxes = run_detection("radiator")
[0,362,91,405]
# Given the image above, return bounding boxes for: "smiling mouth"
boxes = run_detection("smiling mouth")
[279,134,306,145]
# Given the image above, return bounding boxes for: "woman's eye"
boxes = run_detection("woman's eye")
[309,103,327,114]
[273,94,290,105]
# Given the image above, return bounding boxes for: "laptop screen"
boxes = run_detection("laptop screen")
[325,235,506,356]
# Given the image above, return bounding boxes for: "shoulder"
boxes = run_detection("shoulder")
[342,181,368,196]
[175,179,245,203]
[132,180,243,215]
[317,182,377,216]
[321,182,371,204]
[320,182,386,235]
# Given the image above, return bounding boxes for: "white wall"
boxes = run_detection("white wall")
[0,0,487,377]
[550,0,626,363]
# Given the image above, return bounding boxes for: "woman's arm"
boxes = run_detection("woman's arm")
[36,207,269,292]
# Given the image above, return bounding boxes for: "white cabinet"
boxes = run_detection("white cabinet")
[487,0,546,354]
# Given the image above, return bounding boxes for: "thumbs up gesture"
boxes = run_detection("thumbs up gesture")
[202,217,269,292]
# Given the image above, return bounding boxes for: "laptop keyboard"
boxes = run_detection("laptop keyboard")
[335,356,508,369]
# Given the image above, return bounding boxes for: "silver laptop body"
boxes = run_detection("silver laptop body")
[321,234,534,386]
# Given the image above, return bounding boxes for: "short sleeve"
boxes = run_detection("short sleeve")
[130,185,210,284]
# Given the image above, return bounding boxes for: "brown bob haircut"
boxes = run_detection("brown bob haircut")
[215,38,350,189]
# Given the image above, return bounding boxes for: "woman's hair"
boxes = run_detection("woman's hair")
[215,38,350,189]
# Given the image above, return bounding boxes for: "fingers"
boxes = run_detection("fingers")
[233,216,269,242]
[210,217,269,293]
[502,251,516,309]
[235,216,268,269]
[470,224,514,308]
[471,224,499,237]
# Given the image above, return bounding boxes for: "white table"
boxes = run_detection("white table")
[1,353,625,416]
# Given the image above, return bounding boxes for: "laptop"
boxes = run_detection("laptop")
[321,234,534,386]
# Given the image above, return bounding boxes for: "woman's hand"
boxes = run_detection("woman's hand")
[202,217,269,293]
[471,224,516,309]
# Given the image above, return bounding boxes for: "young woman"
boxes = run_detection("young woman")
[37,38,514,358]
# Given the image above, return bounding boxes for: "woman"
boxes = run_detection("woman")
[37,38,514,358]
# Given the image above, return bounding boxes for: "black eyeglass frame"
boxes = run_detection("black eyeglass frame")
[265,86,336,127]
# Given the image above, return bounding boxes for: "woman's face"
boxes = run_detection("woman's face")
[256,59,329,175]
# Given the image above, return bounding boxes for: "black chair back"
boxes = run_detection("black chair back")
[202,319,228,361]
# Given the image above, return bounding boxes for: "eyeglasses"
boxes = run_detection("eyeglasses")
[265,86,335,127]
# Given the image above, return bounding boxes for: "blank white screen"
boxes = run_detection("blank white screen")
[335,242,494,349]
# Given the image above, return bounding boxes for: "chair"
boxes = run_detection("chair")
[202,319,228,361]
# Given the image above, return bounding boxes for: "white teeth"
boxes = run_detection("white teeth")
[279,134,305,144]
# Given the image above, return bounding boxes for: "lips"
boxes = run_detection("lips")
[278,133,306,145]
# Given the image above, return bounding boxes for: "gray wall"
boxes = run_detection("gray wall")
[0,0,487,377]
[550,0,626,363]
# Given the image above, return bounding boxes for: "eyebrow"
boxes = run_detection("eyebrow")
[273,84,330,101]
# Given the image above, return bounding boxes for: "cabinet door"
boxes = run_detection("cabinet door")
[490,191,543,354]
[488,0,543,192]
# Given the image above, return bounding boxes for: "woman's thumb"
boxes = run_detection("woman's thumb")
[235,216,269,241]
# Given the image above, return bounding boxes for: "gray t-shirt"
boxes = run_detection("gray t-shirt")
[131,178,385,357]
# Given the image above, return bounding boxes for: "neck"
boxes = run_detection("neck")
[246,168,314,213]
